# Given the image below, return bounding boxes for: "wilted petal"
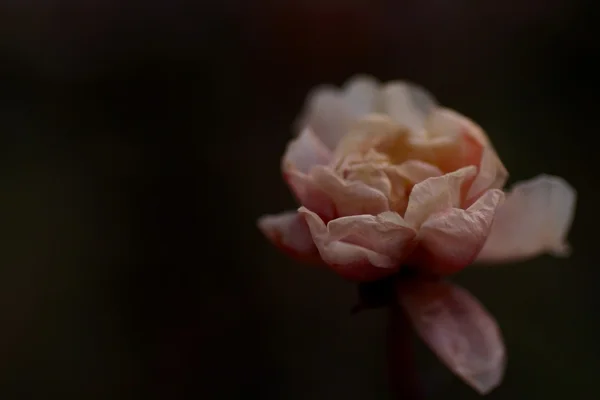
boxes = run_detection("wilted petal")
[476,175,576,263]
[426,108,490,146]
[282,127,332,174]
[311,165,390,216]
[381,81,437,134]
[299,207,415,281]
[415,189,505,275]
[327,212,416,258]
[399,280,506,394]
[284,170,336,221]
[404,166,478,228]
[385,160,443,185]
[257,211,321,263]
[466,147,508,202]
[427,108,508,185]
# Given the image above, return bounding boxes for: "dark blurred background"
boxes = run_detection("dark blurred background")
[0,1,597,399]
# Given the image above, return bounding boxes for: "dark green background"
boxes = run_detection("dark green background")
[0,1,597,399]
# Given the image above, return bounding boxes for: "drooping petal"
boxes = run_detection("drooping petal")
[299,207,416,281]
[381,81,437,134]
[311,165,390,216]
[282,127,332,174]
[404,166,478,228]
[414,189,505,275]
[257,211,321,263]
[398,280,506,395]
[476,175,576,263]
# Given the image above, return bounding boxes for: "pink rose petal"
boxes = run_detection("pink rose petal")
[415,189,505,275]
[299,207,416,281]
[282,127,332,174]
[476,175,576,263]
[404,166,478,228]
[399,280,506,394]
[311,165,390,216]
[257,211,321,263]
[381,81,437,134]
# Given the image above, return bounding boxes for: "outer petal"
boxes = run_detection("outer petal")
[284,170,336,221]
[398,280,506,395]
[476,175,576,263]
[298,207,416,281]
[282,127,331,174]
[426,108,508,189]
[297,75,381,149]
[311,165,390,216]
[281,128,336,220]
[403,166,478,228]
[414,189,505,275]
[466,147,508,202]
[381,81,437,134]
[257,211,321,263]
[341,75,381,116]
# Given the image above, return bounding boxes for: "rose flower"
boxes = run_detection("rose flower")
[257,76,576,393]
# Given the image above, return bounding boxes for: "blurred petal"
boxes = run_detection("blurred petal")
[476,175,576,263]
[282,127,332,174]
[404,166,478,228]
[416,189,505,275]
[298,75,381,150]
[382,81,437,134]
[299,207,415,281]
[399,280,505,394]
[257,211,321,263]
[311,165,390,216]
[299,85,354,149]
[341,75,381,115]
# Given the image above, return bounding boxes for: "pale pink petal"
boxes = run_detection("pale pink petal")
[311,165,390,216]
[466,147,508,202]
[414,189,505,275]
[381,81,437,134]
[399,280,506,394]
[341,75,381,115]
[297,76,381,150]
[298,85,354,149]
[326,212,416,258]
[476,175,576,263]
[299,207,415,281]
[284,170,336,221]
[381,161,444,214]
[427,108,508,186]
[385,160,443,185]
[257,211,321,263]
[403,166,478,228]
[426,108,490,145]
[282,127,332,174]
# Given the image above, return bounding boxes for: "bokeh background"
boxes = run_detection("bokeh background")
[0,1,597,399]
